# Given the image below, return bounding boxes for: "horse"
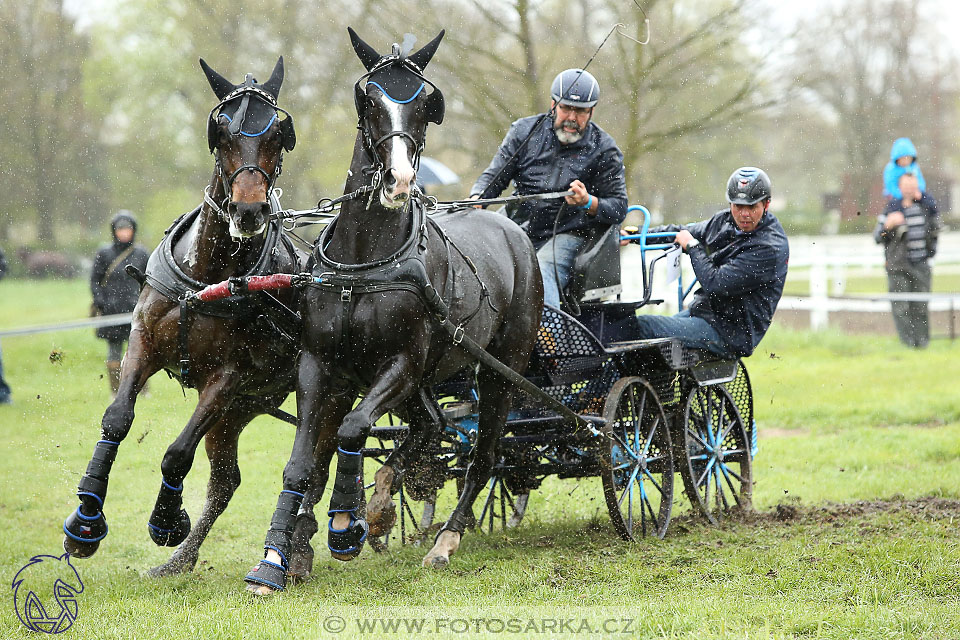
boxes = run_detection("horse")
[62,57,307,577]
[243,28,543,595]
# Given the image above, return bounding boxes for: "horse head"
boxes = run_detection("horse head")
[349,27,445,209]
[200,57,296,238]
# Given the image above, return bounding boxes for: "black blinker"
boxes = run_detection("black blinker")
[279,116,296,151]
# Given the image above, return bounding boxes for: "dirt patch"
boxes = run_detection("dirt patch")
[753,496,960,526]
[670,496,960,532]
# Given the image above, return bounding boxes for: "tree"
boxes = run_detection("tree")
[0,0,106,246]
[789,0,958,218]
[364,0,773,218]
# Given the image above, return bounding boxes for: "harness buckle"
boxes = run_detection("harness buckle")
[341,287,353,302]
[452,324,465,345]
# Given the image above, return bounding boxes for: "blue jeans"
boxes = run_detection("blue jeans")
[537,233,587,308]
[634,309,732,358]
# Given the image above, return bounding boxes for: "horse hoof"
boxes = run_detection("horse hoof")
[368,536,388,553]
[245,559,286,594]
[63,507,108,558]
[422,552,449,569]
[148,509,191,547]
[245,582,277,597]
[365,495,396,538]
[63,536,100,559]
[327,515,368,561]
[287,547,314,585]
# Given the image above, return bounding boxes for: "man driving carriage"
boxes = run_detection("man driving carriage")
[629,167,789,359]
[468,68,628,308]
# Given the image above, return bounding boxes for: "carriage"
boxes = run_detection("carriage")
[362,204,757,544]
[64,36,756,588]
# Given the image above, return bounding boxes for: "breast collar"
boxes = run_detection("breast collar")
[311,198,446,312]
[145,205,294,318]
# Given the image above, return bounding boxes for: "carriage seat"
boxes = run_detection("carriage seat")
[561,224,622,315]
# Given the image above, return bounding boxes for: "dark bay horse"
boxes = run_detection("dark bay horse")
[63,58,306,577]
[243,28,543,595]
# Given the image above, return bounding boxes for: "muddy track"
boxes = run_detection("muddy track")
[668,495,960,533]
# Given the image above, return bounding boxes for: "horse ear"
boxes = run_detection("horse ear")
[408,30,444,70]
[348,27,382,71]
[262,56,284,99]
[199,58,234,100]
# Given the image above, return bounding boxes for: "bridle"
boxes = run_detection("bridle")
[353,47,444,203]
[206,77,296,222]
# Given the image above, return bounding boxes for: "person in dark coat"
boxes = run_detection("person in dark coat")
[874,171,939,348]
[630,167,789,359]
[468,68,628,308]
[0,246,11,404]
[90,211,149,393]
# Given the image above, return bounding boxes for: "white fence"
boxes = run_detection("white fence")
[620,231,960,331]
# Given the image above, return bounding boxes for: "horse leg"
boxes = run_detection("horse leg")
[423,369,517,568]
[367,388,442,537]
[147,368,240,549]
[245,349,336,595]
[147,402,252,577]
[288,392,354,584]
[328,356,421,559]
[63,328,158,558]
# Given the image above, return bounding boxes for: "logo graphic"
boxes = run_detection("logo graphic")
[12,553,84,634]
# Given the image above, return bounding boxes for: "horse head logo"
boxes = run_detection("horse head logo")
[11,553,84,634]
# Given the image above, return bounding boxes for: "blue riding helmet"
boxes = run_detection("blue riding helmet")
[550,68,600,108]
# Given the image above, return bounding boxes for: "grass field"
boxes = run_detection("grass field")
[1,279,959,639]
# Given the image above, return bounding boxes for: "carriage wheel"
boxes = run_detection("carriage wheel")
[477,470,530,534]
[679,385,753,524]
[600,377,674,541]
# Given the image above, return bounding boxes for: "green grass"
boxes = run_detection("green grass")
[2,280,960,639]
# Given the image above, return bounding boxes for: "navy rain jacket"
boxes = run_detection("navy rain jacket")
[657,210,789,357]
[470,114,628,246]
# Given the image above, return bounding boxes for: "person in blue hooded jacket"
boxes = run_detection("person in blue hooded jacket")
[630,167,789,359]
[883,138,927,200]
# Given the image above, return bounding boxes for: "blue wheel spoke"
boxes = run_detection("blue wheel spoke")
[715,465,728,511]
[687,427,712,452]
[696,456,717,488]
[719,462,742,502]
[718,461,744,483]
[612,433,640,461]
[617,463,642,509]
[641,413,660,458]
[641,468,665,496]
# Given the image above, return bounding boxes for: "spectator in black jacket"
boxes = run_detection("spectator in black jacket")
[469,68,628,308]
[874,171,939,348]
[0,246,11,404]
[632,167,789,359]
[90,211,149,393]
